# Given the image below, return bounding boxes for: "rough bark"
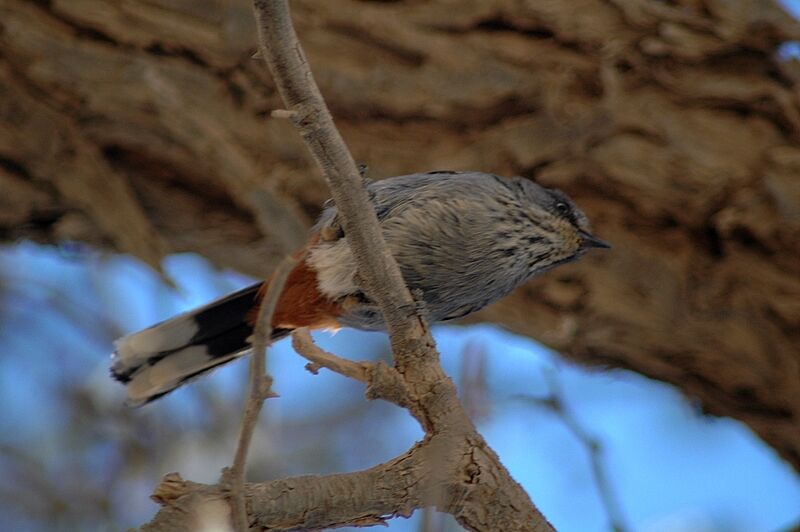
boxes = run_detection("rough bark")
[1,0,799,472]
[142,431,552,532]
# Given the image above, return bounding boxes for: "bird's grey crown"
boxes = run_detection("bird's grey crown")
[308,171,591,331]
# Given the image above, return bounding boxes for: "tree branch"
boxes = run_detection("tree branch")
[223,255,298,531]
[142,1,555,530]
[543,372,627,532]
[292,328,417,415]
[251,0,426,353]
[144,431,553,532]
[517,369,629,532]
[291,327,370,383]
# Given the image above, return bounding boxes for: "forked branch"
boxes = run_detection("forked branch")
[142,1,554,530]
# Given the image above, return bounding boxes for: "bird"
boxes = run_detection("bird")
[111,171,609,406]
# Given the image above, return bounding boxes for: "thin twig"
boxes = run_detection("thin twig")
[291,327,369,383]
[270,109,297,120]
[291,328,415,411]
[225,255,298,532]
[518,370,629,532]
[543,371,628,532]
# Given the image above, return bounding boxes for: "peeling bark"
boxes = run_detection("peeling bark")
[1,0,799,471]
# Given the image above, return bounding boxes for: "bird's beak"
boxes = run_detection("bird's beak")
[579,230,611,250]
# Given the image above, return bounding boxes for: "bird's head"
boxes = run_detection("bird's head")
[508,178,610,275]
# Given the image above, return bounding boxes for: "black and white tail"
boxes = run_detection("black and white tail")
[110,282,289,406]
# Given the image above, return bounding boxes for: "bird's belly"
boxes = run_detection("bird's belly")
[308,238,523,330]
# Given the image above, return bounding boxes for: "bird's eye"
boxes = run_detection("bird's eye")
[555,202,570,215]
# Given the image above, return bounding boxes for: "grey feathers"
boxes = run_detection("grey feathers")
[309,171,594,331]
[110,170,604,405]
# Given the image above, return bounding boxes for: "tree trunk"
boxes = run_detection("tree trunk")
[1,0,799,470]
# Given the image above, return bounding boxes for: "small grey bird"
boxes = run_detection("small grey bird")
[111,171,609,405]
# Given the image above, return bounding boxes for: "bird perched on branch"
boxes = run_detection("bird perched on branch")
[111,171,609,405]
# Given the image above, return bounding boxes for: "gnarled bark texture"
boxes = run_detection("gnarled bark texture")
[1,0,799,470]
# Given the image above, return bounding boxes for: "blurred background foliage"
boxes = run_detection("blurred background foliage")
[0,243,797,531]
